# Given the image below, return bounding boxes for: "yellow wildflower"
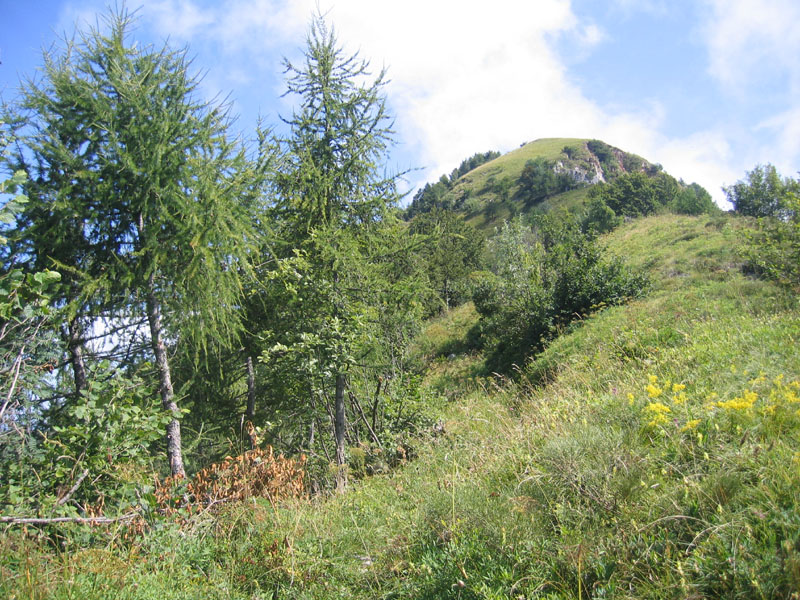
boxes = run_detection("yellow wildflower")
[645,401,671,426]
[648,374,658,384]
[627,393,635,406]
[647,384,663,398]
[672,383,686,393]
[716,390,757,411]
[646,402,671,414]
[681,419,701,432]
[673,392,688,405]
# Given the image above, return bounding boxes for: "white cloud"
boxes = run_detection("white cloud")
[610,0,670,16]
[704,0,800,92]
[577,23,607,48]
[757,108,800,175]
[145,0,215,39]
[54,0,762,205]
[140,0,307,48]
[307,0,670,188]
[655,131,738,204]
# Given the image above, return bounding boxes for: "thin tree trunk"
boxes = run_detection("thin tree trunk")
[334,373,347,491]
[245,355,256,421]
[349,389,382,448]
[145,273,185,478]
[67,317,88,396]
[371,376,382,434]
[309,390,331,462]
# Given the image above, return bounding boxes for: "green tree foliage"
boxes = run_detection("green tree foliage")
[581,196,622,234]
[472,216,648,374]
[588,171,713,224]
[673,182,718,215]
[8,8,265,477]
[405,150,500,218]
[725,163,798,218]
[409,209,484,312]
[269,15,424,489]
[517,157,576,205]
[591,171,661,217]
[745,192,800,290]
[0,126,62,429]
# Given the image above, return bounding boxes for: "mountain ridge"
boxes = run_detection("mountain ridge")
[406,137,695,230]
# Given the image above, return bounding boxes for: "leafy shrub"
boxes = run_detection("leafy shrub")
[588,171,713,224]
[587,139,620,177]
[582,196,622,234]
[517,157,577,205]
[726,163,798,218]
[672,182,718,215]
[472,216,649,373]
[0,364,168,518]
[743,191,800,290]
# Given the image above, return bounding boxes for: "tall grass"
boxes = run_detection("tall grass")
[4,213,799,599]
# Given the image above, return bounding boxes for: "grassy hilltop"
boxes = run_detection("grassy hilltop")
[409,137,659,230]
[8,211,799,599]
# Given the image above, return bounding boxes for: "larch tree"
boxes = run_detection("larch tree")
[9,8,264,477]
[273,15,401,490]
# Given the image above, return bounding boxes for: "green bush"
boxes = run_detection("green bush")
[744,191,800,290]
[473,216,648,374]
[672,182,717,215]
[726,163,798,218]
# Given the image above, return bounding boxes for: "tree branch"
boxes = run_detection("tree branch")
[56,468,90,506]
[0,511,139,526]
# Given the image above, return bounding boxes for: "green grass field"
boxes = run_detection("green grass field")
[4,213,799,599]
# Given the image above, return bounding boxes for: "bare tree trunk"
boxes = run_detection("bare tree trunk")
[145,273,185,478]
[334,373,347,491]
[245,355,256,421]
[371,376,382,434]
[349,389,382,448]
[67,317,88,396]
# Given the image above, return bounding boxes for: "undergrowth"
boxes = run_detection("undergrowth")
[3,214,799,599]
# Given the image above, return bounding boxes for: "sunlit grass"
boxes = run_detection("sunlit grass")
[5,214,799,599]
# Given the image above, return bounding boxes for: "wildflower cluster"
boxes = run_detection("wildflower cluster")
[633,371,800,434]
[713,389,758,411]
[709,373,800,422]
[639,375,692,428]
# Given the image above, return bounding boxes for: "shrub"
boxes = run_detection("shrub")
[726,163,798,218]
[743,191,800,290]
[473,216,648,373]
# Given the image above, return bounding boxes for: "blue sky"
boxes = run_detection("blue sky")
[2,0,799,206]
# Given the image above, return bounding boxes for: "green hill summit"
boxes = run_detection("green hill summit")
[406,138,714,230]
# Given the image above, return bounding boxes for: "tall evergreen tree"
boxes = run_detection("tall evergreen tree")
[274,15,401,490]
[9,8,264,477]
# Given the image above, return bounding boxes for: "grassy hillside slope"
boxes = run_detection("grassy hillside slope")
[6,213,799,599]
[426,138,651,230]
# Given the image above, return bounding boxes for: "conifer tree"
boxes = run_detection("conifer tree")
[10,8,263,477]
[274,15,401,490]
